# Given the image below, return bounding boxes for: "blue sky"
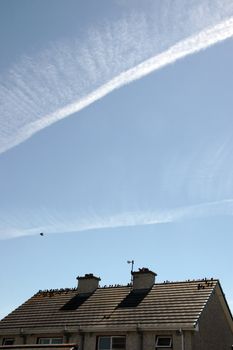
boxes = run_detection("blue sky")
[0,0,233,319]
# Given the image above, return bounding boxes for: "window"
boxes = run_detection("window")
[38,337,63,344]
[155,336,172,348]
[98,336,126,350]
[2,338,15,345]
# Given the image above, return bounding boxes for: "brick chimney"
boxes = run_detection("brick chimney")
[76,273,100,294]
[132,268,157,289]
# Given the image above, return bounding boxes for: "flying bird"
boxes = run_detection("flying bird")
[40,232,44,236]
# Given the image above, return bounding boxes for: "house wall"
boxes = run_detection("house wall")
[0,334,23,345]
[5,318,232,350]
[0,329,192,350]
[192,290,233,350]
[140,330,192,350]
[126,332,141,350]
[0,333,82,347]
[80,331,140,350]
[81,330,191,350]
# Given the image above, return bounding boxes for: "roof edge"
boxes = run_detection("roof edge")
[215,282,233,332]
[0,323,198,335]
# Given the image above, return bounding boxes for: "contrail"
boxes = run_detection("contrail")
[1,199,233,239]
[1,16,233,154]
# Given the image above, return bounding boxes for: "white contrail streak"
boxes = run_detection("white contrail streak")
[1,16,233,155]
[1,199,233,239]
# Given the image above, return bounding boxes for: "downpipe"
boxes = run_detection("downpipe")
[179,329,184,350]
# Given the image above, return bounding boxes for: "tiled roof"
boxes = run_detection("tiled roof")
[0,279,218,332]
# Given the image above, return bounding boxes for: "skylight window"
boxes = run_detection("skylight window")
[60,292,92,310]
[117,288,150,308]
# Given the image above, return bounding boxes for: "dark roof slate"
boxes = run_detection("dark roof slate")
[0,280,218,331]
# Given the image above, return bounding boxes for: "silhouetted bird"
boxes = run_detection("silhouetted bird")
[40,232,44,236]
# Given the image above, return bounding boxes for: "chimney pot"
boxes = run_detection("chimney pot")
[132,267,157,289]
[76,273,100,294]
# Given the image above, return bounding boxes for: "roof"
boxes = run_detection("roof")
[0,279,220,333]
[0,346,77,350]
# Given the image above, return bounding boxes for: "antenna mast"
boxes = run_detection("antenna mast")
[127,260,134,285]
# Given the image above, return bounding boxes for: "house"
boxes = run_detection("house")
[0,268,232,350]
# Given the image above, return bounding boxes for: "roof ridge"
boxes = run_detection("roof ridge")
[155,278,218,285]
[35,278,218,294]
[35,287,78,295]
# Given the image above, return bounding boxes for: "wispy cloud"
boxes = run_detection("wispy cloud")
[1,1,233,239]
[1,199,233,239]
[0,1,233,154]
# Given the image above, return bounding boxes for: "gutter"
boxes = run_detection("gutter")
[77,324,197,333]
[0,324,201,350]
[0,324,196,336]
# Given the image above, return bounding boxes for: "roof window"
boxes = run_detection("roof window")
[117,288,150,308]
[60,292,92,311]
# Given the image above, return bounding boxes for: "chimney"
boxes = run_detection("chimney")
[132,268,157,290]
[76,273,100,294]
